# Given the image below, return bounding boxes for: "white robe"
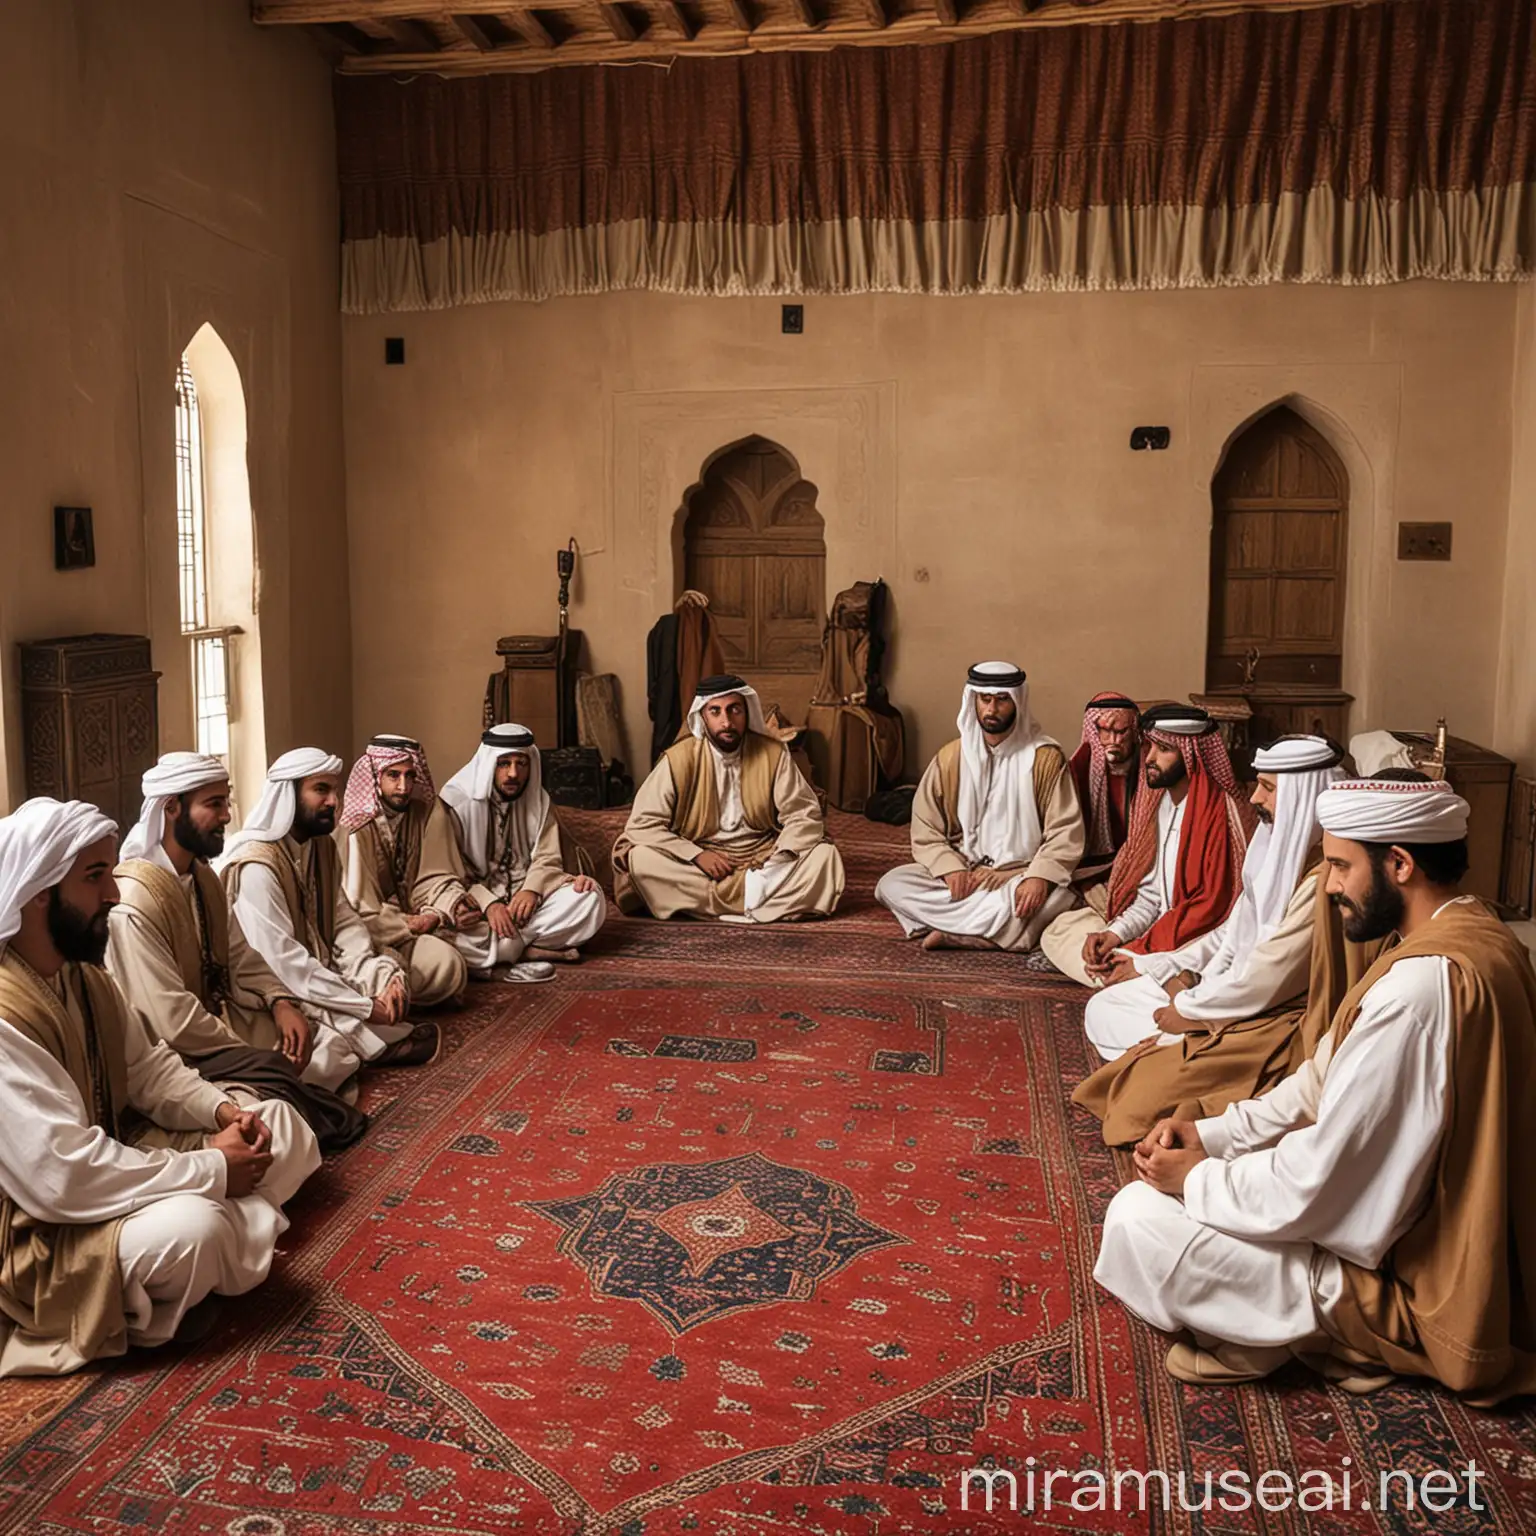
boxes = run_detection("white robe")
[1107,794,1186,945]
[229,839,408,1089]
[1095,953,1451,1348]
[0,972,321,1375]
[1082,871,1320,1061]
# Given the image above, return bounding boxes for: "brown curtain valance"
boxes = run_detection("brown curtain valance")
[336,0,1536,312]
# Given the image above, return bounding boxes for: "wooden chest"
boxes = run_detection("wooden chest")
[20,634,160,827]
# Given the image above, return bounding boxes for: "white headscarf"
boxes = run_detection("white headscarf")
[0,797,118,945]
[1208,736,1345,974]
[685,676,769,742]
[440,724,548,877]
[956,662,1056,867]
[120,752,229,873]
[216,747,344,868]
[1317,777,1471,844]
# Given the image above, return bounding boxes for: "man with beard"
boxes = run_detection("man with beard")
[1067,692,1142,891]
[0,797,321,1376]
[614,677,845,923]
[340,736,470,1007]
[1041,704,1253,988]
[875,662,1083,952]
[219,748,438,1086]
[1072,736,1354,1140]
[440,724,606,981]
[1096,773,1536,1400]
[107,754,366,1149]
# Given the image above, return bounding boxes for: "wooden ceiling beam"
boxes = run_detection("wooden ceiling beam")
[723,0,753,31]
[254,0,588,21]
[861,0,888,29]
[787,0,819,26]
[501,8,556,46]
[444,12,500,48]
[383,16,443,48]
[598,3,638,41]
[653,0,695,39]
[934,0,958,22]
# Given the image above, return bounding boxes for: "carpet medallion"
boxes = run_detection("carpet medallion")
[2,814,1534,1534]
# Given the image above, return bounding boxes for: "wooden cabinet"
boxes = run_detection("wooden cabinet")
[483,631,580,749]
[1392,731,1513,904]
[19,634,160,827]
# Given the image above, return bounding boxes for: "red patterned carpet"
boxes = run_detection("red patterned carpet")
[3,812,1535,1534]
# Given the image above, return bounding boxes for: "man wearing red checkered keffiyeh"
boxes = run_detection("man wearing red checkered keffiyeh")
[1043,705,1255,988]
[1068,692,1141,885]
[339,735,475,1010]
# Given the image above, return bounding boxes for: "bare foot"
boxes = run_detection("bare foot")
[526,946,582,965]
[921,931,994,952]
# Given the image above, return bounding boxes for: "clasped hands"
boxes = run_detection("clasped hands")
[1132,1116,1207,1196]
[211,1103,273,1196]
[367,974,411,1029]
[943,868,1052,921]
[1081,928,1137,987]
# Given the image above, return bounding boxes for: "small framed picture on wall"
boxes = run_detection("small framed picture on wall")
[54,506,95,571]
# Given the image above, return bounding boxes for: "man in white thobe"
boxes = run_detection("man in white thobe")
[875,662,1084,952]
[1095,775,1536,1394]
[0,797,320,1376]
[218,748,437,1088]
[1080,735,1344,1060]
[106,752,367,1150]
[440,724,606,982]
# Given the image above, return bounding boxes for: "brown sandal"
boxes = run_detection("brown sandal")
[374,1022,441,1068]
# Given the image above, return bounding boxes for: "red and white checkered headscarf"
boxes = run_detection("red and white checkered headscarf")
[1070,693,1140,858]
[340,735,435,833]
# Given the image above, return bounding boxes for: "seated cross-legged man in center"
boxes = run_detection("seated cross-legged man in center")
[218,748,439,1085]
[875,662,1083,952]
[0,797,320,1377]
[1096,775,1536,1400]
[614,675,845,924]
[1041,704,1254,996]
[107,752,367,1152]
[340,735,470,1010]
[440,724,606,982]
[1072,735,1349,1144]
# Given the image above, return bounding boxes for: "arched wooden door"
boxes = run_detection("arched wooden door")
[1206,406,1352,747]
[683,437,826,723]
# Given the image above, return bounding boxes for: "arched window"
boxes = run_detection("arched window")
[174,357,232,760]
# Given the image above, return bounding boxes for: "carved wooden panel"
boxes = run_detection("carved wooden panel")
[1210,408,1345,678]
[683,436,827,680]
[1206,406,1350,741]
[20,634,160,829]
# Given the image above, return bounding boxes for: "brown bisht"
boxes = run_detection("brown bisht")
[1071,870,1387,1146]
[1321,902,1536,1404]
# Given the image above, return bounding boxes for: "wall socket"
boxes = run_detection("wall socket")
[1397,522,1452,561]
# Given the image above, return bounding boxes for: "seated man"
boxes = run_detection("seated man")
[614,676,845,923]
[340,735,469,1008]
[1041,705,1252,989]
[440,724,606,981]
[1067,692,1141,893]
[1097,776,1536,1399]
[108,753,366,1151]
[0,797,321,1376]
[1073,736,1350,1140]
[875,662,1082,951]
[218,748,438,1084]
